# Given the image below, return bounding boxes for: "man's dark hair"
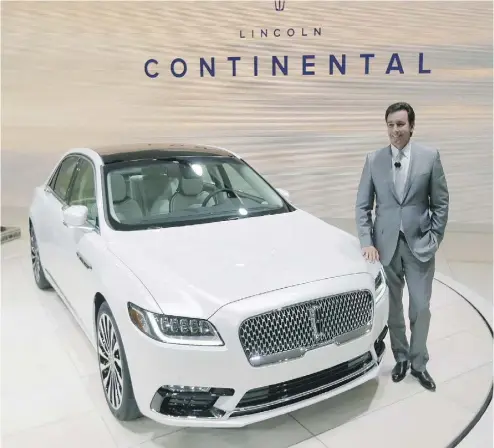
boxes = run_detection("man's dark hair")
[385,102,415,133]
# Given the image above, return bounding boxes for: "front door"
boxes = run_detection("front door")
[60,156,101,341]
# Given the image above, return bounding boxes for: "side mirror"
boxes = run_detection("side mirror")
[63,205,93,230]
[276,188,290,200]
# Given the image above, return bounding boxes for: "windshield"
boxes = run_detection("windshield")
[102,156,293,230]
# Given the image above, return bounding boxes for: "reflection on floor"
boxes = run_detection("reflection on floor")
[1,233,492,448]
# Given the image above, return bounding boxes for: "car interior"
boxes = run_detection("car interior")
[107,161,232,224]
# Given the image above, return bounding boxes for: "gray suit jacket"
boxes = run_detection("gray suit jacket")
[355,142,449,266]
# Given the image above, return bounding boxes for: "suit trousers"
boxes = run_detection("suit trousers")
[383,232,435,372]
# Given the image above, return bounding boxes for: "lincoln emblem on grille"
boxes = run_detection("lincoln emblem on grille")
[239,290,373,367]
[308,305,323,341]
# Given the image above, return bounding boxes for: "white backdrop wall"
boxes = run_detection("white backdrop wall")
[2,0,492,227]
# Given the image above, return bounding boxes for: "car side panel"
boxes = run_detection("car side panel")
[76,239,163,349]
[29,186,60,275]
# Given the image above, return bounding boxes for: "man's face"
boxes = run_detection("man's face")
[386,110,413,149]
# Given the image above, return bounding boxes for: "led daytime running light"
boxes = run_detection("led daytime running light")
[128,303,224,346]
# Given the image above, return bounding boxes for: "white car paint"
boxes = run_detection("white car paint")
[29,145,389,428]
[106,210,374,319]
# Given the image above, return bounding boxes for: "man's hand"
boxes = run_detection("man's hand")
[362,246,379,262]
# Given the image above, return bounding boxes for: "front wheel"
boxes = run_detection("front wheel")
[97,301,141,421]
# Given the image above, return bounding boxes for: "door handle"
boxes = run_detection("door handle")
[76,251,92,270]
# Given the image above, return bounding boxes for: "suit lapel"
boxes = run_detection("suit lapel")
[384,145,400,203]
[402,141,416,202]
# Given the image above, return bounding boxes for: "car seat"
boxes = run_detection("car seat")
[169,176,209,212]
[110,173,143,222]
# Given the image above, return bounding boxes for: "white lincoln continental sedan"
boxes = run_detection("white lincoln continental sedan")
[29,143,389,428]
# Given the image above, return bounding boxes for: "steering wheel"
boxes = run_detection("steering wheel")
[201,188,266,207]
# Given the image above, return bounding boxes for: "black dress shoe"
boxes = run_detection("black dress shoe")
[391,361,410,382]
[411,369,436,391]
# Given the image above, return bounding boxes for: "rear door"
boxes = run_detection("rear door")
[35,155,80,286]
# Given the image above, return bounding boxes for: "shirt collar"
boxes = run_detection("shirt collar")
[391,140,411,159]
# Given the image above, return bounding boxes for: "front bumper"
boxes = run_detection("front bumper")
[122,274,389,428]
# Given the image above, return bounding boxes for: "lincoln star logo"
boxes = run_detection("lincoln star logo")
[274,0,285,11]
[309,305,323,341]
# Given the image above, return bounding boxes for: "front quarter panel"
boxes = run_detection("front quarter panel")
[80,232,162,348]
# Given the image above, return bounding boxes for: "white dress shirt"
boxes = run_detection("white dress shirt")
[391,141,411,232]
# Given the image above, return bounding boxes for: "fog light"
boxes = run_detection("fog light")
[150,386,235,418]
[166,385,211,393]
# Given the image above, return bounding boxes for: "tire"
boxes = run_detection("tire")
[96,301,141,421]
[30,225,51,290]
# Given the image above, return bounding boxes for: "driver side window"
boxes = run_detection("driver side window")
[67,159,98,227]
[51,156,79,201]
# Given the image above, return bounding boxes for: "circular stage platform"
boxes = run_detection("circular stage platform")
[1,238,492,448]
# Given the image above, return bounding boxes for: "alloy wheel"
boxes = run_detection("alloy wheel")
[98,313,124,410]
[30,229,41,283]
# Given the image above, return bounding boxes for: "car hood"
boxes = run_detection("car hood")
[106,210,370,318]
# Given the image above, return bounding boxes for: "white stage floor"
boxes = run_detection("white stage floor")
[1,238,492,448]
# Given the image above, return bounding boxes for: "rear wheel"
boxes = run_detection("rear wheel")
[97,301,141,421]
[30,225,51,290]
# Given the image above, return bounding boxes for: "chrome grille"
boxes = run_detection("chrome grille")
[239,290,374,366]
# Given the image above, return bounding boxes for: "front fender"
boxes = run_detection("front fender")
[80,235,161,348]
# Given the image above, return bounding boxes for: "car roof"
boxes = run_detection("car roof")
[90,143,236,164]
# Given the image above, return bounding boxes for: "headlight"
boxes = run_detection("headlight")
[128,303,224,346]
[374,268,387,302]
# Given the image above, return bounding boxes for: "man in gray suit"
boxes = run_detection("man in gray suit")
[355,102,449,391]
